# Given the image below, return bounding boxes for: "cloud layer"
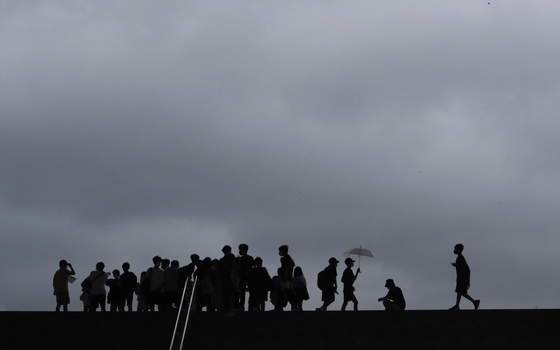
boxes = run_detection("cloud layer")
[2,1,560,311]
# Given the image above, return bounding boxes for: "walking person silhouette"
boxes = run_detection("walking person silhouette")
[449,244,480,310]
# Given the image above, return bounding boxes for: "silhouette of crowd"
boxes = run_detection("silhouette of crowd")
[53,243,480,312]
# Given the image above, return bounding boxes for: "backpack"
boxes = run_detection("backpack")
[81,277,93,290]
[317,269,329,290]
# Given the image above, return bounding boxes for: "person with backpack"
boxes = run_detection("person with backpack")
[88,262,109,312]
[316,257,338,311]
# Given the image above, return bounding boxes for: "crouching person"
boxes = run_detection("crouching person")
[378,279,406,311]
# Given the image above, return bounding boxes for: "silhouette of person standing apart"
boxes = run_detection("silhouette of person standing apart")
[378,279,406,311]
[449,244,480,310]
[53,260,76,312]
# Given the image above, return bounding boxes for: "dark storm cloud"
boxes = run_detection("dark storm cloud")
[2,1,560,310]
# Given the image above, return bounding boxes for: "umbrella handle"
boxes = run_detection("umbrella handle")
[359,255,361,269]
[359,245,362,269]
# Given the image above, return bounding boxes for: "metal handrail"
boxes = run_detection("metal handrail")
[179,275,197,350]
[169,275,198,350]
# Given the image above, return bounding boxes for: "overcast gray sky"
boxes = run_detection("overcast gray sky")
[2,1,560,311]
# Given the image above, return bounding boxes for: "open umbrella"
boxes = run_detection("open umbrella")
[343,245,375,268]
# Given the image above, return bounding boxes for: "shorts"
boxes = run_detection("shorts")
[56,291,70,305]
[343,286,357,302]
[321,288,335,302]
[455,283,470,294]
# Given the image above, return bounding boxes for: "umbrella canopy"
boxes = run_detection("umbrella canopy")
[343,247,375,258]
[343,246,375,268]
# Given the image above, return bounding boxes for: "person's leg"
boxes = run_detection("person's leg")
[462,293,480,309]
[383,300,403,311]
[318,289,334,311]
[147,291,155,311]
[462,293,474,303]
[239,287,247,311]
[449,292,462,310]
[100,297,106,312]
[353,296,359,311]
[127,294,133,312]
[341,300,348,311]
[89,296,98,312]
[63,303,68,312]
[382,299,390,310]
[83,293,91,312]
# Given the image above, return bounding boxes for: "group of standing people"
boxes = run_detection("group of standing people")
[53,244,306,313]
[53,243,480,312]
[79,261,139,312]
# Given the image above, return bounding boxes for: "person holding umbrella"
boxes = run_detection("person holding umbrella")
[341,257,360,311]
[343,246,375,269]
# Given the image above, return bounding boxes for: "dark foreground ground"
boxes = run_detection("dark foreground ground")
[2,309,558,350]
